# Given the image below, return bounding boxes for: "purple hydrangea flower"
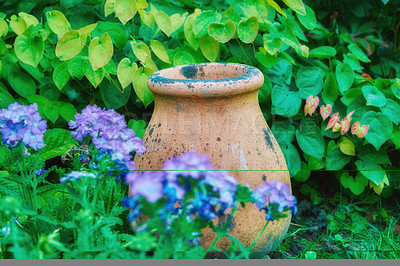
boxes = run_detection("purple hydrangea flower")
[0,102,47,150]
[69,105,146,163]
[129,171,165,203]
[60,171,96,183]
[252,181,297,221]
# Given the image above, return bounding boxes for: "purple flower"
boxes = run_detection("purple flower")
[129,171,164,203]
[36,168,45,177]
[0,102,47,150]
[60,171,96,183]
[252,181,297,221]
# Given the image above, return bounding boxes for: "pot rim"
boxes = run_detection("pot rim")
[147,63,264,98]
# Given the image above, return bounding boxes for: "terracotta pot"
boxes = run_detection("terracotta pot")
[133,63,291,255]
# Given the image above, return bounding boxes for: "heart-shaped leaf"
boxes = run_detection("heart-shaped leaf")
[326,146,351,170]
[360,111,393,150]
[89,32,113,71]
[238,16,258,44]
[338,136,355,156]
[348,44,370,63]
[154,10,171,37]
[295,119,325,160]
[117,58,137,89]
[114,0,137,25]
[380,98,400,125]
[55,30,86,61]
[83,60,104,88]
[150,40,171,63]
[208,20,235,43]
[184,13,199,50]
[336,62,354,94]
[309,46,337,59]
[46,10,69,38]
[53,62,70,90]
[133,67,154,108]
[173,51,196,66]
[131,41,151,63]
[200,34,219,62]
[355,160,385,185]
[14,35,44,67]
[271,85,301,117]
[296,67,324,99]
[193,11,221,37]
[362,85,386,107]
[256,51,277,68]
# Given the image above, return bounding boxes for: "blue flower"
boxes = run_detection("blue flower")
[36,168,45,177]
[60,171,96,183]
[129,171,164,203]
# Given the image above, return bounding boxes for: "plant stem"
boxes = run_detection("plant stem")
[247,221,269,251]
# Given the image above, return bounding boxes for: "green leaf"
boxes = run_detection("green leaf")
[293,161,311,182]
[89,32,113,71]
[78,23,97,39]
[263,34,282,55]
[362,85,386,107]
[193,11,221,37]
[8,71,36,98]
[341,172,368,195]
[56,30,86,61]
[44,101,60,123]
[271,120,296,145]
[150,40,171,63]
[306,154,326,170]
[296,5,316,30]
[53,62,70,90]
[0,85,14,108]
[296,67,324,99]
[59,102,76,121]
[237,16,258,44]
[357,145,391,165]
[338,136,355,156]
[279,141,301,177]
[271,85,301,117]
[92,21,128,50]
[83,60,104,88]
[308,46,336,59]
[361,111,393,150]
[380,99,400,125]
[390,127,400,150]
[208,20,235,43]
[46,10,69,37]
[355,160,385,185]
[0,18,8,37]
[105,0,115,17]
[14,35,44,67]
[133,67,154,107]
[114,0,137,25]
[39,128,78,161]
[335,62,354,94]
[173,51,196,66]
[326,146,351,170]
[391,81,400,100]
[184,13,199,50]
[61,0,84,9]
[282,0,306,15]
[67,56,85,79]
[139,9,155,29]
[154,10,172,37]
[10,15,27,35]
[131,41,151,63]
[295,119,325,160]
[200,35,219,62]
[27,95,49,118]
[117,58,137,89]
[170,13,187,34]
[243,0,269,21]
[100,80,131,110]
[127,119,147,139]
[264,57,292,85]
[266,0,286,17]
[256,51,277,68]
[348,44,370,63]
[322,73,339,105]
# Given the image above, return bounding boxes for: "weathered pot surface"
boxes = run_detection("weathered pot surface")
[134,63,291,255]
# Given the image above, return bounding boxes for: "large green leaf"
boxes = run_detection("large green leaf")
[335,62,354,94]
[184,13,200,50]
[308,46,336,59]
[263,34,282,55]
[193,11,221,37]
[362,85,386,107]
[89,32,113,71]
[8,71,36,98]
[133,67,154,107]
[59,102,76,122]
[131,41,151,63]
[322,73,339,105]
[296,4,316,30]
[243,0,269,21]
[0,87,14,108]
[279,141,301,177]
[44,101,60,123]
[100,80,131,110]
[53,62,70,90]
[14,35,44,67]
[296,67,324,99]
[114,0,137,25]
[295,119,325,160]
[348,44,370,63]
[237,17,258,44]
[92,21,128,50]
[355,160,385,185]
[357,144,391,165]
[271,120,296,144]
[39,128,78,161]
[208,20,235,43]
[282,0,306,15]
[150,40,171,63]
[173,51,196,66]
[55,30,86,61]
[83,60,104,88]
[10,15,27,35]
[256,51,277,68]
[391,81,400,100]
[271,85,301,117]
[127,119,147,139]
[264,57,292,85]
[46,10,69,37]
[326,146,351,170]
[67,56,85,79]
[200,34,219,62]
[154,10,172,37]
[117,58,137,89]
[361,111,393,150]
[380,98,400,125]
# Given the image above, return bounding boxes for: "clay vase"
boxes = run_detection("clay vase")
[133,63,291,255]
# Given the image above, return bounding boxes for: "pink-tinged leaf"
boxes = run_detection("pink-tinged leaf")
[305,95,319,115]
[340,117,351,135]
[320,104,332,120]
[332,122,341,132]
[351,122,369,138]
[326,112,340,130]
[346,110,355,121]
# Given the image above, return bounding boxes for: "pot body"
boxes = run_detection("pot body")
[133,63,291,253]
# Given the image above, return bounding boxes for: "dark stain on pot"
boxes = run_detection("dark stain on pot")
[176,106,182,112]
[149,128,154,136]
[263,128,273,149]
[219,154,223,158]
[216,137,221,141]
[180,65,197,79]
[158,123,161,127]
[262,175,267,181]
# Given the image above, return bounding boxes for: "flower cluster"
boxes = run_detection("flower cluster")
[124,152,238,223]
[303,95,369,138]
[0,102,47,150]
[252,181,297,221]
[69,105,146,162]
[60,171,96,183]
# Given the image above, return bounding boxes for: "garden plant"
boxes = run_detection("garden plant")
[0,0,399,259]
